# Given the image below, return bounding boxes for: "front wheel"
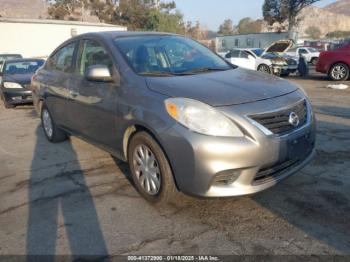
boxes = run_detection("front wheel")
[41,106,67,143]
[257,64,271,74]
[329,63,349,81]
[128,131,178,204]
[311,57,318,66]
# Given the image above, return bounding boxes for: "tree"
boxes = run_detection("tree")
[218,19,234,35]
[263,0,321,37]
[237,17,263,34]
[305,26,321,39]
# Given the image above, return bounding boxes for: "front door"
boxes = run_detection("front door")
[67,39,120,150]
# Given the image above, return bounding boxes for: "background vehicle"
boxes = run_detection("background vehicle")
[287,47,320,65]
[0,54,23,71]
[32,32,315,204]
[0,58,44,108]
[251,49,291,76]
[223,49,273,74]
[316,44,350,81]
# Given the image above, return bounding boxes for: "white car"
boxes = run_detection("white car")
[223,49,274,74]
[287,47,320,65]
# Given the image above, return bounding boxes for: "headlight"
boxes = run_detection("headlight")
[165,98,244,137]
[4,82,23,89]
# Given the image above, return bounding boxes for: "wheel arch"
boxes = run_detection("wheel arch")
[122,124,180,190]
[327,61,350,75]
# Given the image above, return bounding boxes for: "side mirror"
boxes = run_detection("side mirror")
[225,53,231,59]
[85,65,113,82]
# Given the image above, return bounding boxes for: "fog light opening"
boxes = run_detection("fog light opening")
[213,170,241,186]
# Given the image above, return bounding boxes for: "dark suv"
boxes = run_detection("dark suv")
[32,32,316,203]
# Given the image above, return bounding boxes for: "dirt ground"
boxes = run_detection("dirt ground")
[0,71,349,258]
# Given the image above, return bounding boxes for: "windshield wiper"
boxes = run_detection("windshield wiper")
[178,67,230,75]
[138,71,175,77]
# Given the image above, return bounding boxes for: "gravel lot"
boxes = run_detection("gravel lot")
[0,72,349,257]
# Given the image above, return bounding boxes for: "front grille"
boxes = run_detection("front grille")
[249,100,307,136]
[253,158,301,185]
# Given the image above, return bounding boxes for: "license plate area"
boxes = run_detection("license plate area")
[288,133,313,159]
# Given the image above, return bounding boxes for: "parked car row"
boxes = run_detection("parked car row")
[0,55,44,108]
[1,32,316,204]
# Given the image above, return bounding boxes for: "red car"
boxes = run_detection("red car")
[316,44,350,81]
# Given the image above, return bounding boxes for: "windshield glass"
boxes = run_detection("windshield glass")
[307,47,318,53]
[4,60,44,74]
[262,52,280,59]
[251,49,264,57]
[114,35,231,76]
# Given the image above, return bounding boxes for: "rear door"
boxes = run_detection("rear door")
[66,38,120,149]
[40,41,78,127]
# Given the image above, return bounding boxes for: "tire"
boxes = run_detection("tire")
[329,63,349,81]
[280,72,290,77]
[128,131,178,204]
[4,99,15,109]
[257,64,271,74]
[311,57,318,66]
[41,105,67,143]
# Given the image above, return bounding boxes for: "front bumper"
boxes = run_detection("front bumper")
[159,91,316,198]
[272,65,289,75]
[2,88,33,105]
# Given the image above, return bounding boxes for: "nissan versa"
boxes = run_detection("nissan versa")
[32,32,316,203]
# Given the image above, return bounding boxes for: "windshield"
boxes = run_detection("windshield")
[4,60,44,75]
[307,47,318,53]
[114,35,232,76]
[251,49,264,57]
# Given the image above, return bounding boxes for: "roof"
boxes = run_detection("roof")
[0,18,126,29]
[4,58,45,63]
[97,31,178,37]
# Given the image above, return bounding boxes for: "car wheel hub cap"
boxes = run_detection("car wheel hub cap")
[133,145,161,195]
[259,65,269,73]
[43,110,53,138]
[332,66,346,80]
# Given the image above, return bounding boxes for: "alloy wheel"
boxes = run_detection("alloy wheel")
[331,65,347,80]
[42,109,53,138]
[258,65,270,74]
[132,144,161,196]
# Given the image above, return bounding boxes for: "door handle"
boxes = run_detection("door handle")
[69,90,79,97]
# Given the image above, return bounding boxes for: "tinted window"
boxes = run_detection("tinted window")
[299,49,308,55]
[251,49,264,57]
[114,36,231,75]
[4,60,44,75]
[48,43,76,72]
[240,51,249,59]
[230,50,240,58]
[76,40,113,76]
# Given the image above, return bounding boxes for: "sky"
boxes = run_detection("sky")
[174,0,338,30]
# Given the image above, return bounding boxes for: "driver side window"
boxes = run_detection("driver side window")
[76,39,114,76]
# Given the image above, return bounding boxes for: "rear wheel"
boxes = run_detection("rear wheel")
[128,131,178,204]
[257,64,271,74]
[329,63,349,81]
[41,106,67,143]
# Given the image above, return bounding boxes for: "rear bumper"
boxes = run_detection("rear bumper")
[2,88,33,105]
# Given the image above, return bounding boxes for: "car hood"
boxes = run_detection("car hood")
[265,39,294,54]
[2,73,32,85]
[145,68,298,106]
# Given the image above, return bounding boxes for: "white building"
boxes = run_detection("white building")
[215,32,290,53]
[0,18,127,58]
